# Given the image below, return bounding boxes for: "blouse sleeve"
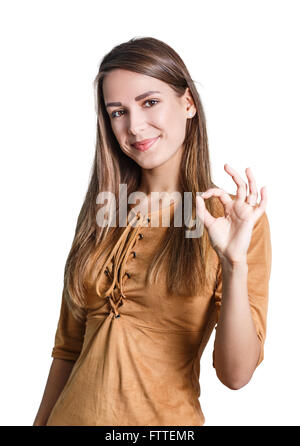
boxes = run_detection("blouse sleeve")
[212,210,272,369]
[51,291,87,362]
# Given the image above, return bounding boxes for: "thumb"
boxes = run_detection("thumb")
[196,195,216,228]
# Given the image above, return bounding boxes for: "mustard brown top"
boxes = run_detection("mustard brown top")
[46,198,272,426]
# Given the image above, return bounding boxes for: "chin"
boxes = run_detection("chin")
[139,157,169,170]
[135,159,158,170]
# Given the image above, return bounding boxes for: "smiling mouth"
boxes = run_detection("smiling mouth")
[131,136,160,152]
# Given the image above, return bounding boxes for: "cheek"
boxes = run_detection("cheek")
[158,106,186,139]
[110,121,122,139]
[163,118,186,151]
[110,124,128,149]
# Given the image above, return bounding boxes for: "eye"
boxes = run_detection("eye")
[111,109,125,119]
[144,99,159,107]
[110,99,159,119]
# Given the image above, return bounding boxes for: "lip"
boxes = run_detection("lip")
[132,136,160,152]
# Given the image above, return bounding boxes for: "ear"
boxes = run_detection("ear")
[183,87,196,118]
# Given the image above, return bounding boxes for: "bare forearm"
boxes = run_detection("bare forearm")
[33,358,75,426]
[213,259,261,389]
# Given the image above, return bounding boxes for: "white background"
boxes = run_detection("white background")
[0,0,299,426]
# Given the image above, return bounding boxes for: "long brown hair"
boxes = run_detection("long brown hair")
[63,36,221,322]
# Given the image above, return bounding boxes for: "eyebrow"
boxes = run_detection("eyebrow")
[105,90,161,108]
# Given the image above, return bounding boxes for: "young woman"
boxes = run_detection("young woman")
[33,37,271,426]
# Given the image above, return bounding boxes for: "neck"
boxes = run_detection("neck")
[138,146,183,197]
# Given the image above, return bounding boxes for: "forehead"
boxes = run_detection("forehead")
[102,69,171,100]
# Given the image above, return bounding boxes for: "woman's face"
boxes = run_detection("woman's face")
[102,69,195,169]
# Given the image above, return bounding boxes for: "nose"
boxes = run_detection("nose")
[127,108,146,136]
